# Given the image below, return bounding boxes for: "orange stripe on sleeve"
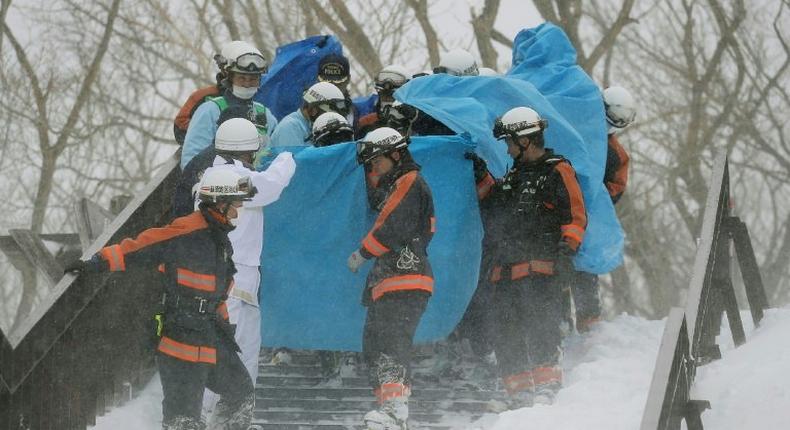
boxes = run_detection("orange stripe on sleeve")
[98,212,208,270]
[555,162,587,251]
[362,233,390,257]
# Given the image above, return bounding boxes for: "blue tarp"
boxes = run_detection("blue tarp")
[258,23,624,351]
[261,138,482,351]
[395,22,623,274]
[256,35,343,121]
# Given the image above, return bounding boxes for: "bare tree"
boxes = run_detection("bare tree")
[533,0,638,74]
[1,0,120,234]
[605,0,790,315]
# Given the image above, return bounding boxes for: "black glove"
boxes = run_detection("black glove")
[555,241,576,276]
[63,256,100,275]
[464,152,489,183]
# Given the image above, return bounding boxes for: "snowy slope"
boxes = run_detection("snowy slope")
[90,308,790,430]
[691,308,790,430]
[476,315,665,430]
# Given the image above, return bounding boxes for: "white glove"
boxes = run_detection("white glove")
[347,250,366,273]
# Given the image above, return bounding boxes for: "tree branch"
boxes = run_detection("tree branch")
[470,0,501,68]
[580,0,636,73]
[404,0,440,67]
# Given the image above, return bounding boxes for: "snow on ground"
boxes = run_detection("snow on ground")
[478,314,665,430]
[90,307,790,430]
[90,373,162,429]
[691,307,790,430]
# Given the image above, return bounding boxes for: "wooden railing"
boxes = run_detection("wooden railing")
[0,153,180,430]
[640,154,769,430]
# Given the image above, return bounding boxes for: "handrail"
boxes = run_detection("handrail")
[0,152,180,429]
[640,154,769,430]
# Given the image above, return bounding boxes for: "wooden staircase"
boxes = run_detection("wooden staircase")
[252,348,505,429]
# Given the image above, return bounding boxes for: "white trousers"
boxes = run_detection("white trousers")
[203,264,261,416]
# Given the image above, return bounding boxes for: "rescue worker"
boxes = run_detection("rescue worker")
[357,65,410,137]
[65,169,257,430]
[570,85,636,333]
[472,106,587,407]
[347,127,436,430]
[181,119,295,419]
[309,112,354,147]
[269,81,348,148]
[316,53,359,128]
[173,52,228,144]
[602,86,634,203]
[181,41,278,169]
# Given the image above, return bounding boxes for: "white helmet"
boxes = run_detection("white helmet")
[603,86,636,130]
[303,81,347,114]
[356,127,409,165]
[375,65,410,92]
[215,118,261,152]
[198,168,256,203]
[493,106,548,140]
[220,41,267,74]
[478,67,499,76]
[436,49,479,76]
[310,112,353,147]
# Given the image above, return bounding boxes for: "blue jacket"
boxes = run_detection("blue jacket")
[181,92,278,169]
[270,109,311,148]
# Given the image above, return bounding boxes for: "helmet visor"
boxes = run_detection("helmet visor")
[314,99,350,116]
[234,53,267,74]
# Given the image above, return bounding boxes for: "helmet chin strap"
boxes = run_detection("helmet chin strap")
[513,135,532,162]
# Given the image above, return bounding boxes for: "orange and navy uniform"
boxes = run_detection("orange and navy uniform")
[358,161,436,304]
[478,149,587,282]
[173,85,221,144]
[93,206,236,365]
[604,133,629,204]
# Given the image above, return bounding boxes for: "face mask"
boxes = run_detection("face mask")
[229,206,245,227]
[233,85,258,100]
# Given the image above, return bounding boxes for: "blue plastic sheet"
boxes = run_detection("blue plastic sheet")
[395,22,623,274]
[260,137,482,351]
[353,94,378,117]
[258,23,624,350]
[256,35,343,121]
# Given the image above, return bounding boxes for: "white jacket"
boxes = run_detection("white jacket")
[201,152,296,269]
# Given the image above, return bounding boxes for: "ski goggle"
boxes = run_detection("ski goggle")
[231,53,267,74]
[433,64,478,76]
[312,99,350,115]
[374,73,408,92]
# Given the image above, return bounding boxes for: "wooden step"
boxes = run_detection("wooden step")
[255,386,506,402]
[254,410,453,425]
[255,398,492,414]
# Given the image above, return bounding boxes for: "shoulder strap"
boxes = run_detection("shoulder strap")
[209,96,229,112]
